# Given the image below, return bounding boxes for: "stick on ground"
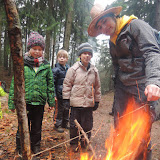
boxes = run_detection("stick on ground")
[74,119,97,159]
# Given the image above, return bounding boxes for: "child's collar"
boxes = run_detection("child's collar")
[80,61,90,70]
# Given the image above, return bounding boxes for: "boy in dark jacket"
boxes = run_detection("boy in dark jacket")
[52,49,69,133]
[8,32,55,154]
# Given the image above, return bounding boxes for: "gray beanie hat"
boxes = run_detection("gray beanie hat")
[78,42,93,56]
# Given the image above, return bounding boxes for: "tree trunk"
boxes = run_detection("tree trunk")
[52,31,56,67]
[70,41,76,66]
[45,30,51,61]
[8,54,12,76]
[3,0,31,159]
[154,0,160,30]
[4,29,9,70]
[57,18,63,52]
[0,6,2,66]
[63,0,74,51]
[24,27,28,53]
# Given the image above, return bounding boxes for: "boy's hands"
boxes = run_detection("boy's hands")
[93,102,99,111]
[63,99,70,110]
[11,109,15,113]
[48,97,57,112]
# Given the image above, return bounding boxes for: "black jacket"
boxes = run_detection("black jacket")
[52,63,69,99]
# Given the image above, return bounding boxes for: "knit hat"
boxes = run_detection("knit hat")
[27,32,45,51]
[78,42,93,56]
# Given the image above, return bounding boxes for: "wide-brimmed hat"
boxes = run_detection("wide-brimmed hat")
[88,4,122,37]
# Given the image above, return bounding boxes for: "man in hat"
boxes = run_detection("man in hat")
[88,4,160,160]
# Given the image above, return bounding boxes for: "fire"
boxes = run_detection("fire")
[105,98,151,160]
[80,98,151,160]
[80,153,93,160]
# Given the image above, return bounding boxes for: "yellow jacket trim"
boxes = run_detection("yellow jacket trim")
[110,15,138,45]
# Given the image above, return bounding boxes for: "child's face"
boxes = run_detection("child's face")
[57,55,68,66]
[80,52,92,67]
[29,46,43,58]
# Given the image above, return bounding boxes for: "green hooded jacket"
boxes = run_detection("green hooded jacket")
[8,60,55,110]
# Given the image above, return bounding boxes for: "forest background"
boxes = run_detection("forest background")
[0,0,160,159]
[0,0,160,94]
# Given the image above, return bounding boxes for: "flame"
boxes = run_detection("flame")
[80,153,94,160]
[80,98,151,160]
[105,98,151,160]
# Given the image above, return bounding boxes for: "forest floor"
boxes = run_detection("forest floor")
[0,67,160,160]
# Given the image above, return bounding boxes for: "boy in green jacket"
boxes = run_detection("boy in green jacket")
[8,32,55,154]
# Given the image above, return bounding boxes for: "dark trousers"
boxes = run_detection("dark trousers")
[70,107,93,146]
[54,98,69,128]
[113,79,157,160]
[16,104,44,150]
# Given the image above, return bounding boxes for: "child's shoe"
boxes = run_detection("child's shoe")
[16,146,22,156]
[17,149,22,156]
[32,146,40,154]
[54,126,64,133]
[69,144,79,152]
[62,123,70,129]
[109,111,114,116]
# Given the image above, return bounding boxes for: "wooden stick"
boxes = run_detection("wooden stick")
[31,121,103,158]
[74,119,97,159]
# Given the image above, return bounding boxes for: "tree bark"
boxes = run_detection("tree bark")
[154,0,160,30]
[52,30,56,67]
[3,0,31,159]
[45,30,51,61]
[4,29,9,70]
[0,6,2,66]
[63,0,74,51]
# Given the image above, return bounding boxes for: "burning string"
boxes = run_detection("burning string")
[118,103,148,119]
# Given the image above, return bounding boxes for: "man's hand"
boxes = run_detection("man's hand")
[144,84,160,101]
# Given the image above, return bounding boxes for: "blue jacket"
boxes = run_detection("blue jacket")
[52,63,69,99]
